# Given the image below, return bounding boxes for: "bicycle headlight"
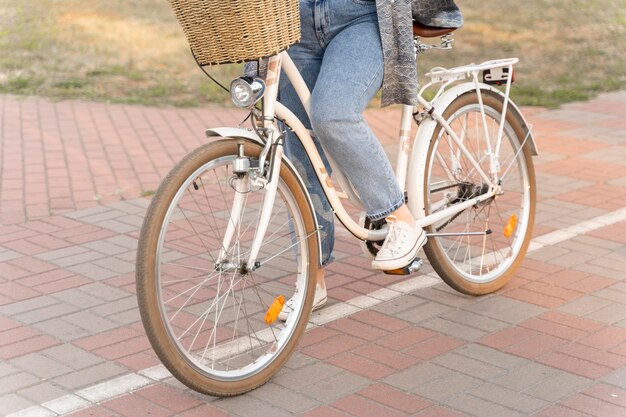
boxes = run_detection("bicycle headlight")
[230,77,265,108]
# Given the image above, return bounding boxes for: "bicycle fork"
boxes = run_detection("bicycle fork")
[216,137,284,273]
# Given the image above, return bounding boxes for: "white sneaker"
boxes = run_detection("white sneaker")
[278,284,327,322]
[371,216,427,271]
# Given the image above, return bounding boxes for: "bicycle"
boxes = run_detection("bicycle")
[136,20,538,396]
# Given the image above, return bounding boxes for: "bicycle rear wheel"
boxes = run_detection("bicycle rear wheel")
[423,91,535,295]
[136,138,318,396]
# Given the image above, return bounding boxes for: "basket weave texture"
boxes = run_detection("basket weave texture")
[169,0,300,65]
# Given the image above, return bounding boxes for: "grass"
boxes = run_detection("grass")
[0,0,624,107]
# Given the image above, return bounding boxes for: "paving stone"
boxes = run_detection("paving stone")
[67,263,119,280]
[0,249,22,262]
[78,282,130,301]
[414,285,480,308]
[49,250,107,268]
[18,381,69,404]
[82,240,129,256]
[91,257,135,275]
[492,362,555,391]
[65,205,113,220]
[41,344,104,370]
[462,296,546,324]
[454,344,527,370]
[468,383,549,414]
[107,308,141,326]
[601,367,626,389]
[585,303,626,324]
[0,295,58,316]
[273,362,344,392]
[527,245,571,262]
[215,392,292,417]
[394,301,453,324]
[558,295,611,317]
[36,246,89,262]
[249,382,320,414]
[383,362,452,392]
[102,235,138,250]
[116,214,144,228]
[421,317,488,341]
[413,371,483,402]
[79,210,127,225]
[0,371,40,395]
[357,384,432,414]
[100,391,169,417]
[441,309,510,333]
[284,351,318,370]
[14,302,80,325]
[62,311,118,333]
[446,393,525,417]
[560,391,626,416]
[51,289,106,309]
[0,393,36,416]
[10,352,74,379]
[371,295,428,316]
[582,263,626,280]
[331,394,407,417]
[52,362,129,390]
[94,219,139,233]
[301,369,371,403]
[90,296,137,318]
[593,288,626,304]
[432,352,507,380]
[525,371,593,402]
[0,361,19,378]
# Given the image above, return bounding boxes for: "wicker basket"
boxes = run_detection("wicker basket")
[168,0,300,65]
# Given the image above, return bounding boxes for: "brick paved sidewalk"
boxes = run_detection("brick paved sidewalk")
[0,92,625,417]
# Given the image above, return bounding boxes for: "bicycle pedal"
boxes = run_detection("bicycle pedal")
[383,258,423,276]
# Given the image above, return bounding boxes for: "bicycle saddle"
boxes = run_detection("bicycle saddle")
[412,21,455,38]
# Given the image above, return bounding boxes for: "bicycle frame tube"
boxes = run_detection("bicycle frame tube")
[416,95,495,189]
[245,54,287,267]
[249,52,498,246]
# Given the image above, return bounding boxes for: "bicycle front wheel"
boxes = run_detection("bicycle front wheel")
[136,138,318,396]
[423,91,536,295]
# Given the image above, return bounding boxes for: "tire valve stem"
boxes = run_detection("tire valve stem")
[265,295,285,325]
[193,182,199,191]
[504,214,517,238]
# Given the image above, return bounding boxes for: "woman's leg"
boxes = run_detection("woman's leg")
[310,18,403,222]
[277,1,331,300]
[310,14,426,270]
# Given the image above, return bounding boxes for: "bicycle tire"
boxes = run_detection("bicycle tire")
[422,90,536,295]
[136,138,318,396]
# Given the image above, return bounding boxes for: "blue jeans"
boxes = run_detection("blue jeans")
[280,0,405,265]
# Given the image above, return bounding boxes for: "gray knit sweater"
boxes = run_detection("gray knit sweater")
[378,0,463,106]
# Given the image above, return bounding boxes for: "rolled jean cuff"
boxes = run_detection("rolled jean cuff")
[367,195,405,221]
[321,254,335,267]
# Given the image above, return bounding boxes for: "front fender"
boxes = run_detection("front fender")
[205,127,264,144]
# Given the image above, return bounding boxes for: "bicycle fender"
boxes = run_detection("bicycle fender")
[205,127,263,144]
[205,127,324,267]
[407,82,538,220]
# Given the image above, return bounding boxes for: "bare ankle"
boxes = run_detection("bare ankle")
[390,204,415,227]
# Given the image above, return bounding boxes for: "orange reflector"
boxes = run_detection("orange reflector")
[265,295,285,324]
[503,214,518,238]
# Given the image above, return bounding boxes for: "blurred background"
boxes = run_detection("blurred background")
[1,0,624,108]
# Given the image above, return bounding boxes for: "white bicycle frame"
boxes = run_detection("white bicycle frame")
[213,52,537,270]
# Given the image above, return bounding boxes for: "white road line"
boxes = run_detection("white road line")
[7,206,626,417]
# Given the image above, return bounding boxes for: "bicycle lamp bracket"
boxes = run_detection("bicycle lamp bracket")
[230,77,266,108]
